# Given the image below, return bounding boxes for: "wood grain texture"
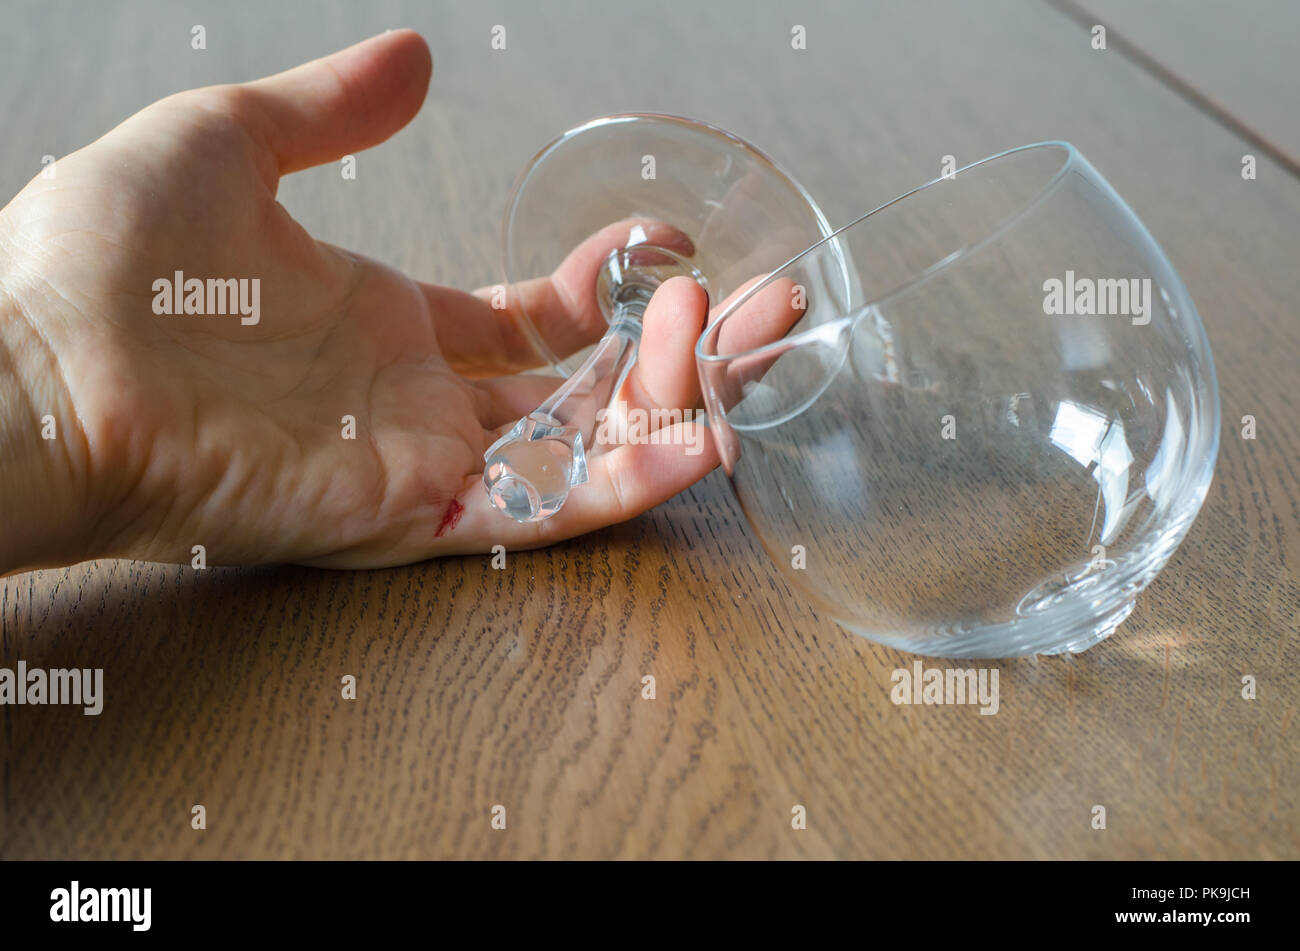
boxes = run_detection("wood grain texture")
[1063,0,1300,172]
[1,0,1297,859]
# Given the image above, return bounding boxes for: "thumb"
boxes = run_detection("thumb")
[242,29,432,176]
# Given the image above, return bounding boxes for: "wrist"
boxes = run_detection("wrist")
[0,270,93,576]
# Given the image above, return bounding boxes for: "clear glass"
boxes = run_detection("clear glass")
[697,143,1220,658]
[483,113,838,522]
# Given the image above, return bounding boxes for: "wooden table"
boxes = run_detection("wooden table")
[2,0,1296,859]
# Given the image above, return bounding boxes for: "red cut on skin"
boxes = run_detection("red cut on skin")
[435,498,465,537]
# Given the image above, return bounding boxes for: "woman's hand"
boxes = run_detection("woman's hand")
[0,29,716,575]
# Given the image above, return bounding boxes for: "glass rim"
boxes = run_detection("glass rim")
[695,140,1082,365]
[500,111,837,375]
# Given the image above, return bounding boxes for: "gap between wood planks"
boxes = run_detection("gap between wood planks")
[1045,0,1300,180]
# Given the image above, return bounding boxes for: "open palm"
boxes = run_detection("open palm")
[0,30,716,572]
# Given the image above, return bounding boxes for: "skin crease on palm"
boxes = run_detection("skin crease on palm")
[0,29,748,577]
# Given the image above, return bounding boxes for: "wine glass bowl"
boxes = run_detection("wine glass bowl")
[697,143,1220,657]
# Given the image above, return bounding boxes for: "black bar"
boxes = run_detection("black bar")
[0,860,1278,939]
